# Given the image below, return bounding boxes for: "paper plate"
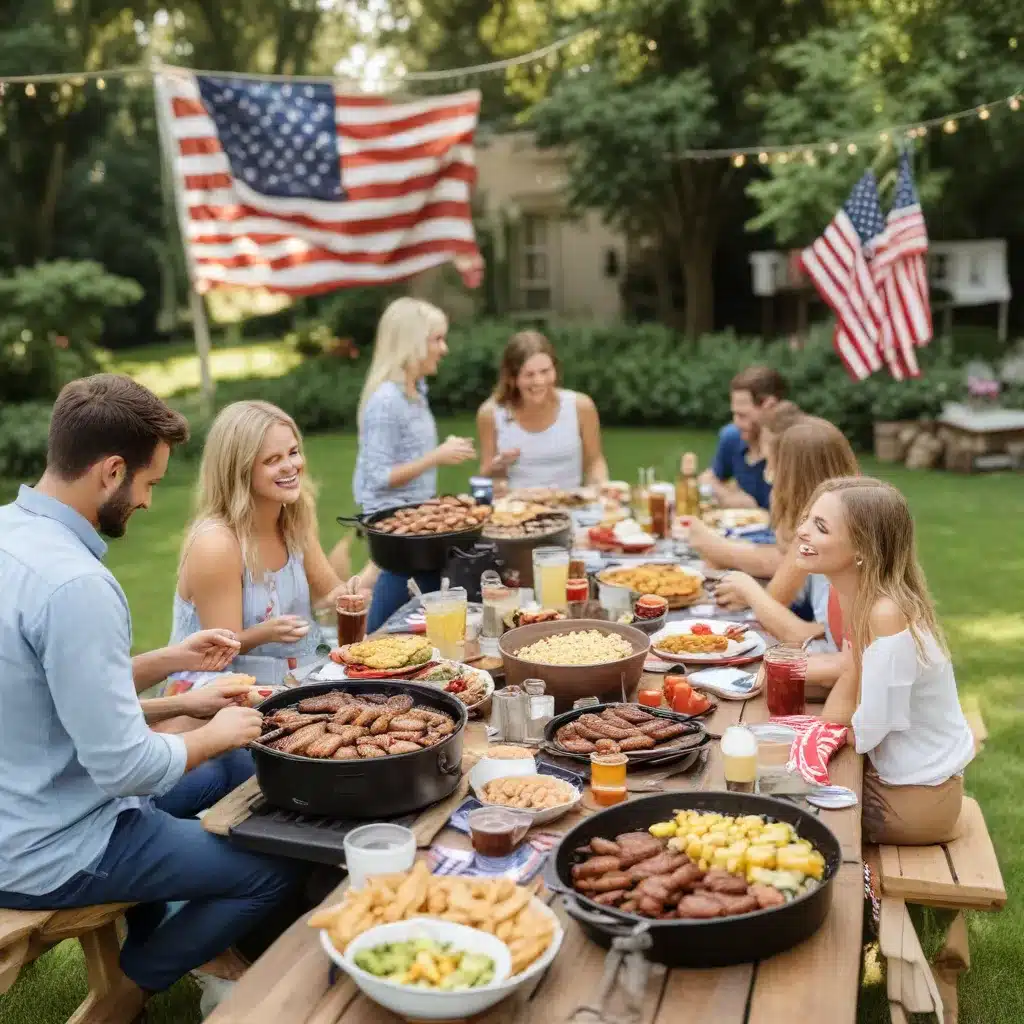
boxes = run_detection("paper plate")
[650,620,761,663]
[806,786,859,810]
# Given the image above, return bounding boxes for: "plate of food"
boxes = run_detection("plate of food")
[597,563,704,609]
[650,621,760,664]
[410,660,495,714]
[324,635,439,679]
[472,773,583,824]
[710,508,771,530]
[587,519,657,554]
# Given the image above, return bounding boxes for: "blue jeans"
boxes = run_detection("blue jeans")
[0,750,297,992]
[368,569,440,632]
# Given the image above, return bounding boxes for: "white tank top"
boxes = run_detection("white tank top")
[495,389,584,490]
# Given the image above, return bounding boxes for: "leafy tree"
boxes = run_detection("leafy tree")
[529,0,836,337]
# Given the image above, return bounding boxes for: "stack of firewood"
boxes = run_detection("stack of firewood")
[874,421,945,469]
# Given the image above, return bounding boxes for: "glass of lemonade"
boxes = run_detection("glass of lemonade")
[422,587,468,660]
[532,546,569,611]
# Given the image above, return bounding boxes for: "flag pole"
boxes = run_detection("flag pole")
[151,59,215,419]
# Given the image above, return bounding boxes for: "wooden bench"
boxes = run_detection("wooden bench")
[0,903,136,1023]
[875,797,1006,1024]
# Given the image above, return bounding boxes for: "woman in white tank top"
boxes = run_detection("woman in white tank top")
[476,330,608,490]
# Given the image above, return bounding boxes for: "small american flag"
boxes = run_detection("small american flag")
[155,71,482,295]
[870,152,932,379]
[800,171,887,381]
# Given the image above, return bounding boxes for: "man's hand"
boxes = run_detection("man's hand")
[175,629,241,673]
[176,679,256,719]
[200,706,264,755]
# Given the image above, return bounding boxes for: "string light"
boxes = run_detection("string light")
[24,83,35,97]
[96,78,105,90]
[1010,95,1021,112]
[978,107,990,120]
[847,142,858,154]
[803,150,816,165]
[776,152,789,164]
[943,119,958,133]
[758,152,769,164]
[732,154,745,167]
[828,142,839,155]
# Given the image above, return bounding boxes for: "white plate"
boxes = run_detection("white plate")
[471,775,583,825]
[649,620,761,663]
[410,663,496,713]
[323,918,512,1020]
[686,665,763,701]
[716,509,771,529]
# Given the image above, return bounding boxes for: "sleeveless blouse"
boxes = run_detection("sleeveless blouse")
[166,543,320,690]
[495,390,584,490]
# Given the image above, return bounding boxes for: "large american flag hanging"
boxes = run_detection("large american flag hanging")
[801,157,932,381]
[155,71,482,295]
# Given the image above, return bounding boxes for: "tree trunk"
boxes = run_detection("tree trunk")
[38,139,66,260]
[653,230,674,326]
[680,237,714,338]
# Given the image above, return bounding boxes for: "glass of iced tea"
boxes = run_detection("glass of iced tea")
[763,644,808,716]
[336,593,368,646]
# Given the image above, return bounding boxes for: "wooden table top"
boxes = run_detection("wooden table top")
[206,669,864,1024]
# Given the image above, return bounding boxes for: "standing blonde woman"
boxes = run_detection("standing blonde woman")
[799,478,973,844]
[168,401,348,688]
[350,297,475,631]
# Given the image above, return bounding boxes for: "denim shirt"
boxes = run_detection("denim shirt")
[353,380,438,515]
[0,486,187,895]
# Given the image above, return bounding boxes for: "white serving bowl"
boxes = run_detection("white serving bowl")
[468,751,538,791]
[322,918,512,1021]
[471,774,583,825]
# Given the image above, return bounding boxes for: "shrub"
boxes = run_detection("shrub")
[0,402,51,479]
[210,319,965,452]
[0,261,143,403]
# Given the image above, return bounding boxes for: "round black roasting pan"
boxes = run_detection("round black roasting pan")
[337,500,487,575]
[253,681,467,819]
[543,791,842,967]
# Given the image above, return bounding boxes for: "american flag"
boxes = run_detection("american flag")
[869,151,932,380]
[800,171,887,381]
[154,71,483,295]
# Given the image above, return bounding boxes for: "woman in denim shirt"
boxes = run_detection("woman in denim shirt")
[351,298,475,630]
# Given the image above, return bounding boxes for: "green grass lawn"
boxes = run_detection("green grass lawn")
[1,424,1022,1023]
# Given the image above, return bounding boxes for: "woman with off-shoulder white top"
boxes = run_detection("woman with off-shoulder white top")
[795,476,974,846]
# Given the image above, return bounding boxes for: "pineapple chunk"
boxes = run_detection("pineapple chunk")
[746,844,777,870]
[649,821,677,839]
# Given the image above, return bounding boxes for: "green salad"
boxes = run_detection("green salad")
[354,937,496,990]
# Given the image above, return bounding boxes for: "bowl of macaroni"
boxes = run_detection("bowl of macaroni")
[499,619,650,710]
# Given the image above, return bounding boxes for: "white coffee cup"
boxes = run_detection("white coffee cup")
[343,823,417,889]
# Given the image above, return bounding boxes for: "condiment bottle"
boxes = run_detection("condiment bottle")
[524,678,555,744]
[565,577,589,619]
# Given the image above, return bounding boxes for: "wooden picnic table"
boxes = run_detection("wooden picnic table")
[206,665,865,1024]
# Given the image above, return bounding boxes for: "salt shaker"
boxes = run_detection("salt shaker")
[524,678,555,743]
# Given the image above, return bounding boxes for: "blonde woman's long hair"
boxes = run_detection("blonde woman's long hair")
[183,401,318,578]
[358,297,448,426]
[771,416,859,543]
[809,477,946,664]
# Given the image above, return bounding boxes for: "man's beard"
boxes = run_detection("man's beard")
[97,478,135,538]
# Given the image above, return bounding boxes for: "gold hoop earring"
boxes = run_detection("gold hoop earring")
[855,557,863,567]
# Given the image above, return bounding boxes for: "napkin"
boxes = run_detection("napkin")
[426,838,557,882]
[768,714,849,787]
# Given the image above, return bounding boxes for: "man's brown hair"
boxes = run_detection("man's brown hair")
[48,374,190,480]
[730,365,787,405]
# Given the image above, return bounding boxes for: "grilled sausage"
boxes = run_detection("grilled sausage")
[750,884,786,909]
[617,838,666,868]
[593,890,628,906]
[386,694,414,713]
[388,740,421,755]
[601,712,643,732]
[587,873,633,893]
[629,853,686,881]
[619,734,657,751]
[305,733,346,758]
[714,893,759,916]
[636,896,664,917]
[356,744,387,758]
[561,738,597,755]
[701,869,750,895]
[590,838,622,856]
[370,713,394,735]
[332,745,360,760]
[326,724,368,744]
[647,723,687,743]
[635,876,673,902]
[555,723,579,743]
[354,706,386,727]
[577,714,635,741]
[298,693,350,714]
[571,856,623,880]
[666,862,704,893]
[676,894,725,919]
[614,706,655,724]
[331,705,363,726]
[388,716,427,733]
[277,722,327,755]
[594,739,621,754]
[387,731,425,745]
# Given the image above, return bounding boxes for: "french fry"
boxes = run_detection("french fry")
[495,919,514,942]
[493,888,532,924]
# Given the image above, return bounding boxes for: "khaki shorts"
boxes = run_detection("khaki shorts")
[863,768,964,846]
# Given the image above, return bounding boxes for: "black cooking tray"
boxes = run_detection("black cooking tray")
[543,702,709,765]
[228,797,417,865]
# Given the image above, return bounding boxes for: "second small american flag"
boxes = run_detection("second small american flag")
[156,71,482,295]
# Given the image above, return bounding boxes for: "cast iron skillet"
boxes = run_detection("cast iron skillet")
[543,791,842,967]
[543,702,710,765]
[253,680,467,819]
[338,500,487,575]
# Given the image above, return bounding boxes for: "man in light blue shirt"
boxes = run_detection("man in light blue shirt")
[0,375,296,1012]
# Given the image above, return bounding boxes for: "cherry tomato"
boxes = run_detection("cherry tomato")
[690,623,712,635]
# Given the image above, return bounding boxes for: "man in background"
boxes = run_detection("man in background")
[701,366,786,510]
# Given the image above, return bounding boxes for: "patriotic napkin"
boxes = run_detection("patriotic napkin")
[768,715,849,787]
[426,835,558,883]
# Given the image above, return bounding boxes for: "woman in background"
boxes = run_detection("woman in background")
[712,417,859,680]
[169,400,348,688]
[351,297,475,631]
[477,330,607,491]
[681,400,804,576]
[802,478,974,844]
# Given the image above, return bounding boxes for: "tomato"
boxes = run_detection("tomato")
[670,681,694,714]
[690,623,712,635]
[687,692,712,715]
[637,688,663,708]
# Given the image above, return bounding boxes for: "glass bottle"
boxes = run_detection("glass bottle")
[524,678,555,743]
[480,570,514,655]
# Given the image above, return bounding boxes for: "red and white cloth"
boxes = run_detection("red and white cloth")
[768,715,849,787]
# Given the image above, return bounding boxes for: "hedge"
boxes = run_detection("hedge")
[4,319,1018,480]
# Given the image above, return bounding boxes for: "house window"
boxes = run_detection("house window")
[518,215,552,311]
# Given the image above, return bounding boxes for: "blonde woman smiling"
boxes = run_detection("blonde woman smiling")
[168,401,349,688]
[350,297,475,630]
